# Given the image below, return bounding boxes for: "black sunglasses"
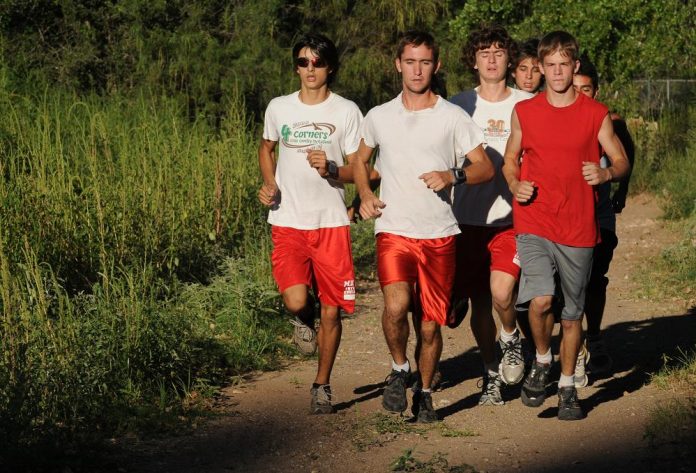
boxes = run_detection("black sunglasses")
[295,57,328,68]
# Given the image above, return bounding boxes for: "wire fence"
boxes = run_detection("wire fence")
[634,79,696,116]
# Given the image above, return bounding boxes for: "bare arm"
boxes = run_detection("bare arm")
[306,149,361,183]
[353,139,385,219]
[582,114,630,186]
[502,110,535,202]
[258,138,278,206]
[419,143,494,192]
[461,144,494,184]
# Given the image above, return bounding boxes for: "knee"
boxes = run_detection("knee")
[560,318,581,332]
[530,295,553,315]
[419,322,440,345]
[283,292,308,314]
[384,300,409,322]
[320,306,341,326]
[491,285,514,311]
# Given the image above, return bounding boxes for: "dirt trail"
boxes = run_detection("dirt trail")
[125,195,695,473]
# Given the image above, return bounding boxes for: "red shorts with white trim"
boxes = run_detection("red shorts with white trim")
[271,225,355,314]
[377,232,456,326]
[454,225,520,298]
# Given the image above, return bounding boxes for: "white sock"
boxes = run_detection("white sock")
[536,349,552,364]
[559,374,575,388]
[422,388,432,394]
[392,359,410,372]
[500,327,518,343]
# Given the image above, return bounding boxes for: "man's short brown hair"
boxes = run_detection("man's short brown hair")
[396,30,439,63]
[538,31,579,63]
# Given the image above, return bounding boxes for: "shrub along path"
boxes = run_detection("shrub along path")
[122,195,695,473]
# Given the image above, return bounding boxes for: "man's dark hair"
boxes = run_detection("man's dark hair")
[396,30,439,64]
[292,33,340,84]
[513,38,540,69]
[576,52,599,89]
[463,24,516,70]
[538,30,579,63]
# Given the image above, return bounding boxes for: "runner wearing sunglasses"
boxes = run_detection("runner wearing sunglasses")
[258,33,363,414]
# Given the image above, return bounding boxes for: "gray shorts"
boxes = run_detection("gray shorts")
[515,233,593,321]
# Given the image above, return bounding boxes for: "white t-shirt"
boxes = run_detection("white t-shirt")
[449,87,533,226]
[361,94,484,239]
[263,91,362,229]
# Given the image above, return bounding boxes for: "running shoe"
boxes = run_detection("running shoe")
[479,371,504,406]
[310,384,335,414]
[412,370,443,393]
[587,335,613,374]
[382,369,410,413]
[574,343,589,388]
[521,360,551,407]
[412,390,438,423]
[290,316,317,355]
[499,332,525,385]
[557,385,584,420]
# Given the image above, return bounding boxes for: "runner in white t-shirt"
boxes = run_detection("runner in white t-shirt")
[353,30,493,423]
[448,25,533,406]
[258,33,362,415]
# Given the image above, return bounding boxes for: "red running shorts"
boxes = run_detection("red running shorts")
[377,232,456,325]
[453,225,520,298]
[271,225,355,314]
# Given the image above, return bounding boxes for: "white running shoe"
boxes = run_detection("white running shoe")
[574,343,589,388]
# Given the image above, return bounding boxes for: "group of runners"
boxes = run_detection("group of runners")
[257,25,633,423]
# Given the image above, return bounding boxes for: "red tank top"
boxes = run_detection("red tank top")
[513,93,608,247]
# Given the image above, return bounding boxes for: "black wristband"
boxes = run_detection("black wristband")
[451,167,467,186]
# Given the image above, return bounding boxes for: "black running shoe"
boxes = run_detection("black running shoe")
[310,384,335,415]
[413,391,438,423]
[557,386,584,420]
[521,361,551,407]
[382,369,410,412]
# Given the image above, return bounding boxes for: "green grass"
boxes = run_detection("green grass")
[634,102,696,454]
[0,80,290,460]
[631,104,696,304]
[645,348,696,453]
[390,449,478,473]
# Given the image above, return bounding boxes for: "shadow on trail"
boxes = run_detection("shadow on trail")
[536,309,696,419]
[338,347,484,413]
[334,380,385,412]
[432,310,696,421]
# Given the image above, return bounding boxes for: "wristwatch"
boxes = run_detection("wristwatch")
[451,167,467,186]
[326,160,339,180]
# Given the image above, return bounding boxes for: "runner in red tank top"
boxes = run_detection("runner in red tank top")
[502,31,630,421]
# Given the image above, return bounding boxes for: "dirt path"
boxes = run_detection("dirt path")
[124,195,695,473]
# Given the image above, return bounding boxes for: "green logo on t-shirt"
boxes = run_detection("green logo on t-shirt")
[281,124,292,142]
[280,122,336,149]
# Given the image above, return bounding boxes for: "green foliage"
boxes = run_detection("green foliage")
[450,0,696,113]
[390,448,478,473]
[631,103,696,305]
[0,77,290,457]
[646,348,696,455]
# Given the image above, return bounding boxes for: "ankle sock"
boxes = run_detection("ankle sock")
[536,349,552,364]
[500,327,518,343]
[558,374,575,388]
[392,359,410,372]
